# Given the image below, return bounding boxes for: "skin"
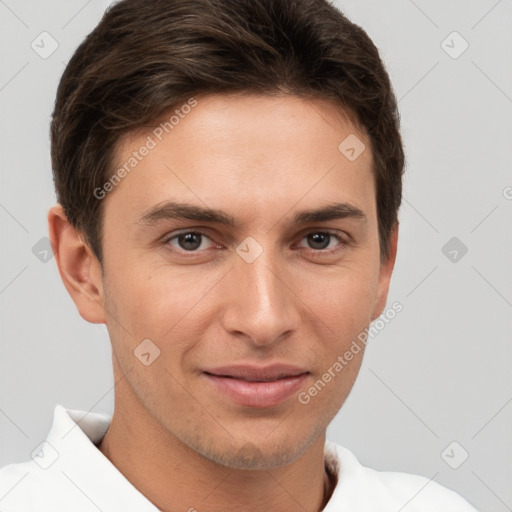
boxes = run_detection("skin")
[48,93,398,512]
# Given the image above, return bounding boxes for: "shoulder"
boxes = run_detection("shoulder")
[324,441,479,511]
[0,459,53,510]
[0,404,111,511]
[0,405,160,512]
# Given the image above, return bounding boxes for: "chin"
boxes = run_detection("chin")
[182,424,322,471]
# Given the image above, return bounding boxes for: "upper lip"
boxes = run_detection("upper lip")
[203,364,309,382]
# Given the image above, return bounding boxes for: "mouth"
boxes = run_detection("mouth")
[202,364,310,408]
[204,373,303,382]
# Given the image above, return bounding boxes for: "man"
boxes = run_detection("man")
[0,0,479,510]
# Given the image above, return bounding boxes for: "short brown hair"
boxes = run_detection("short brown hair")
[51,0,404,264]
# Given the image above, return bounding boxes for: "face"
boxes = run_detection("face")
[91,93,395,470]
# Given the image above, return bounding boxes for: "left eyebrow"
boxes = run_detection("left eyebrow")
[136,200,367,227]
[292,202,367,224]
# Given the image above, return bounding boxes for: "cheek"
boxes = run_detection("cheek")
[294,262,379,338]
[111,262,224,350]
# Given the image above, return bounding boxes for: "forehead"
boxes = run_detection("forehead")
[106,93,375,227]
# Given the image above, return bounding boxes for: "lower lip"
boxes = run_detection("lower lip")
[203,373,309,408]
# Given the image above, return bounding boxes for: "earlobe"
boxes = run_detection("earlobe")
[370,223,399,322]
[47,204,107,324]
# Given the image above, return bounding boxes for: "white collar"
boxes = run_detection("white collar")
[44,405,347,510]
[42,404,161,510]
[1,405,476,511]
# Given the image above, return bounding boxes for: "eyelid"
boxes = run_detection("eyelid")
[295,227,349,242]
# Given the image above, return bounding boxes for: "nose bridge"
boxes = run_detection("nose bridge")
[221,239,300,345]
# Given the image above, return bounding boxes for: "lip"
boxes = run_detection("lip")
[202,364,309,408]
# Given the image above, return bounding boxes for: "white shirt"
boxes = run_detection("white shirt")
[0,405,479,511]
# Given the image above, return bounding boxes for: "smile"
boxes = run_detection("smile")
[202,364,310,408]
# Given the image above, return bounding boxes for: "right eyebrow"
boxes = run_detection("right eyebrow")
[136,201,236,226]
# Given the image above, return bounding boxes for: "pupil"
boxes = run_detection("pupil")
[179,232,201,251]
[309,232,330,249]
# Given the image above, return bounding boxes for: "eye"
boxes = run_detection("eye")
[162,229,349,256]
[165,231,216,252]
[296,231,347,253]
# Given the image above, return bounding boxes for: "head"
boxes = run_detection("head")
[49,0,404,470]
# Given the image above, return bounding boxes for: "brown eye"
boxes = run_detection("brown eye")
[177,232,202,251]
[306,232,332,250]
[166,231,214,252]
[297,231,344,252]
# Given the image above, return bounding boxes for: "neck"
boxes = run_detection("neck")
[98,363,335,512]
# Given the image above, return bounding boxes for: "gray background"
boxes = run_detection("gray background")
[1,1,511,511]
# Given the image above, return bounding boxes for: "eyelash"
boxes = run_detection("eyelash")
[162,229,350,257]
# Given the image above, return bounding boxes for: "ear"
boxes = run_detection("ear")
[370,222,399,322]
[48,204,107,324]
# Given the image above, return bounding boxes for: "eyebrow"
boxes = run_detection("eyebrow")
[136,200,367,227]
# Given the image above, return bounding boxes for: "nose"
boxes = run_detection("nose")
[219,243,302,347]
